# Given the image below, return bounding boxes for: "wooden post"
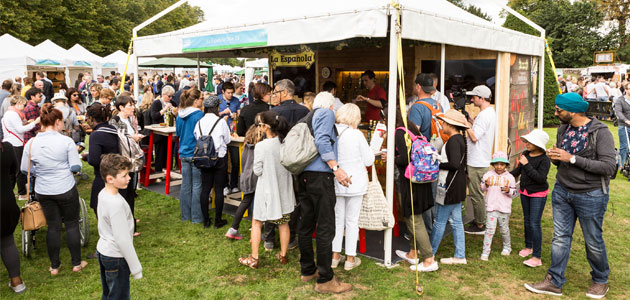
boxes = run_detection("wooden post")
[495,52,511,152]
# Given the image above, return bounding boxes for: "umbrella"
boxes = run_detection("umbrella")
[139,57,212,68]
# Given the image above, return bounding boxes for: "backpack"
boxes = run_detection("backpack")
[61,109,81,143]
[97,126,145,172]
[397,127,439,183]
[280,110,319,175]
[192,118,221,169]
[411,100,449,151]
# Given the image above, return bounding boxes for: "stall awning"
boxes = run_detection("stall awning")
[139,57,212,68]
[134,0,544,58]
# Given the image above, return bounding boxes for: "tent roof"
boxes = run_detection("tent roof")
[134,0,543,58]
[139,57,212,68]
[0,34,36,59]
[33,40,70,62]
[68,44,103,66]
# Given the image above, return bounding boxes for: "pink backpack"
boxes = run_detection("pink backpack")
[396,127,439,183]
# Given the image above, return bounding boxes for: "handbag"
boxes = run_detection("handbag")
[435,153,465,206]
[358,166,395,231]
[20,139,47,231]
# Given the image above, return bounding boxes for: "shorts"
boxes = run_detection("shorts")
[268,213,291,225]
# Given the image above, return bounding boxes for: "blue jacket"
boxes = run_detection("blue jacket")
[176,107,204,158]
[408,97,438,138]
[219,94,241,130]
[304,109,337,173]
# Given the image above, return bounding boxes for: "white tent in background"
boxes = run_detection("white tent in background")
[101,50,161,77]
[244,59,268,69]
[67,44,103,81]
[33,40,70,66]
[0,34,37,80]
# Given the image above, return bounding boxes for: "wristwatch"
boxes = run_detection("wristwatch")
[569,155,576,164]
[332,165,340,172]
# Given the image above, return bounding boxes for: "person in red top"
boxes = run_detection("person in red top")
[356,70,386,121]
[22,87,43,142]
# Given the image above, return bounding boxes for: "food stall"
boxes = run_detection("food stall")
[132,0,545,265]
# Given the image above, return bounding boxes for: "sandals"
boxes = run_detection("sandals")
[72,261,88,272]
[276,253,288,265]
[239,255,259,269]
[49,265,61,276]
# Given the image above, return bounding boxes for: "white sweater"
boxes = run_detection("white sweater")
[334,124,375,196]
[96,189,142,279]
[1,110,36,147]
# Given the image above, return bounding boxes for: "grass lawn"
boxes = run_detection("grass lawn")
[3,122,630,299]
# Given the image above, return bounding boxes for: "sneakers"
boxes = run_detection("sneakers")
[264,241,275,251]
[501,249,511,256]
[409,261,438,272]
[523,258,542,268]
[9,281,26,294]
[480,254,489,261]
[288,238,298,250]
[223,187,230,196]
[586,283,609,299]
[464,224,486,235]
[395,250,419,265]
[519,248,533,258]
[331,255,346,268]
[344,257,361,271]
[231,187,240,194]
[314,276,352,294]
[439,257,467,265]
[524,273,562,296]
[225,228,243,240]
[17,194,28,201]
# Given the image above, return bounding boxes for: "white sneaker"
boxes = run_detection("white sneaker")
[8,281,26,294]
[395,250,419,265]
[409,261,438,272]
[344,257,361,271]
[231,187,240,194]
[331,255,346,268]
[223,187,230,196]
[439,257,467,265]
[501,249,511,256]
[480,254,489,261]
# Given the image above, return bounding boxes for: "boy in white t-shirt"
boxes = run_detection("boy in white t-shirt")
[97,154,142,300]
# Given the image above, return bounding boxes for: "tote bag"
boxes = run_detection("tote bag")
[358,167,395,230]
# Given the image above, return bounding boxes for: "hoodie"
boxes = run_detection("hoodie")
[175,106,204,158]
[554,118,616,193]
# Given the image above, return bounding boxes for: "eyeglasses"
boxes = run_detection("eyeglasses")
[271,89,284,96]
[554,107,564,113]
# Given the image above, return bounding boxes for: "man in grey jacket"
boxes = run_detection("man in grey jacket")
[614,85,630,166]
[525,93,616,299]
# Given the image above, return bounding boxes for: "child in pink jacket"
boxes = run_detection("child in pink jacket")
[480,151,518,261]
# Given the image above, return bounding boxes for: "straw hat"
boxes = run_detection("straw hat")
[437,109,469,129]
[521,129,549,151]
[51,92,67,102]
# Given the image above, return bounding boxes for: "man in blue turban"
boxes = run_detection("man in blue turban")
[525,92,616,298]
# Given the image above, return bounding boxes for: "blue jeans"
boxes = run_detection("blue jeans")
[98,252,130,300]
[430,202,465,259]
[179,158,203,223]
[619,126,630,166]
[548,183,609,288]
[521,194,547,258]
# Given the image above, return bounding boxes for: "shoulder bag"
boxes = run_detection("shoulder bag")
[20,139,47,231]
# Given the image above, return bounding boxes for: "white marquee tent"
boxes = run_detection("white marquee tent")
[132,0,546,265]
[0,34,37,80]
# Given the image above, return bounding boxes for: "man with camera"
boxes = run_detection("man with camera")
[463,85,496,235]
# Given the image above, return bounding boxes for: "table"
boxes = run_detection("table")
[143,124,245,195]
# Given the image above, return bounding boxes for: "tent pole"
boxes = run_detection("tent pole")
[384,9,399,268]
[197,53,201,89]
[133,29,139,100]
[538,34,545,129]
[440,44,445,100]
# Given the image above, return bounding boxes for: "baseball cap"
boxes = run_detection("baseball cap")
[466,85,492,99]
[414,73,436,93]
[203,95,221,108]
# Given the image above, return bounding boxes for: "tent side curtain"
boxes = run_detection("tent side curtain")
[400,9,544,57]
[134,9,388,57]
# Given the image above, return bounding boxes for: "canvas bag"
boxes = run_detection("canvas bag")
[96,126,145,172]
[21,139,47,231]
[397,127,440,183]
[192,118,221,169]
[358,167,395,230]
[280,109,320,175]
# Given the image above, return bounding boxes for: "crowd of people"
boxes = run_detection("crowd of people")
[0,68,619,299]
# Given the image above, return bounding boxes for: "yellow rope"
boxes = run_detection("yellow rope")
[544,38,563,95]
[120,35,136,94]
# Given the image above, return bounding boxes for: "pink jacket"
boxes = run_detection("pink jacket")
[481,170,518,214]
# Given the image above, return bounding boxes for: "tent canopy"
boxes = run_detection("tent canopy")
[33,40,71,65]
[67,44,102,67]
[139,57,212,68]
[134,0,543,58]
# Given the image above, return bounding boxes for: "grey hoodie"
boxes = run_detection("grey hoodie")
[554,118,616,193]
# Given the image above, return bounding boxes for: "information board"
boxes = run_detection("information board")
[508,54,535,166]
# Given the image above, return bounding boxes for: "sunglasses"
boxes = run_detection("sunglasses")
[554,107,564,113]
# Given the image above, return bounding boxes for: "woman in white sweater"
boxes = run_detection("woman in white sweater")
[1,96,40,199]
[331,104,375,270]
[239,111,294,269]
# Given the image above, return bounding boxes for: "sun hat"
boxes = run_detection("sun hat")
[51,92,67,102]
[466,85,492,99]
[437,109,469,129]
[203,95,221,108]
[521,129,549,151]
[491,151,509,165]
[555,92,589,113]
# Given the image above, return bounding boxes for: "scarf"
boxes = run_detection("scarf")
[8,105,25,121]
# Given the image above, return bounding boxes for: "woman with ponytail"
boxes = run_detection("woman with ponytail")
[175,88,205,225]
[21,104,86,274]
[239,111,294,269]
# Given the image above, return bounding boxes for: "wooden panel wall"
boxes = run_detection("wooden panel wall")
[495,52,512,152]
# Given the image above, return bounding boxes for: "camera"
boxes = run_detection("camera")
[446,86,470,120]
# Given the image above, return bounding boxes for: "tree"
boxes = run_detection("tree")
[597,0,630,44]
[0,0,204,56]
[448,0,492,21]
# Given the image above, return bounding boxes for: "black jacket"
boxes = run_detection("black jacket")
[42,80,54,103]
[150,100,166,124]
[171,86,190,108]
[236,99,269,136]
[438,134,467,205]
[88,123,119,209]
[510,151,551,194]
[271,100,310,127]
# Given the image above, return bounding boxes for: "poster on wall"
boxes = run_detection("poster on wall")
[508,54,535,166]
